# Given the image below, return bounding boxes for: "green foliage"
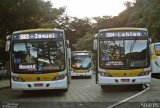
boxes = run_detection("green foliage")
[142,0,160,41]
[114,0,160,41]
[57,16,93,50]
[73,33,93,51]
[92,16,123,32]
[0,40,4,48]
[0,0,65,39]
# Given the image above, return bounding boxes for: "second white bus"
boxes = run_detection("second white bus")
[70,51,94,78]
[150,42,160,78]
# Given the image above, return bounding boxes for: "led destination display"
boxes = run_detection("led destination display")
[13,32,63,40]
[100,31,147,38]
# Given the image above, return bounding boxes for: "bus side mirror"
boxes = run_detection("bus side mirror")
[66,40,69,48]
[93,39,97,50]
[149,44,154,55]
[149,38,152,44]
[67,48,71,59]
[5,35,11,52]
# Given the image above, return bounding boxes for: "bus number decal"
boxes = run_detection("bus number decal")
[20,34,29,40]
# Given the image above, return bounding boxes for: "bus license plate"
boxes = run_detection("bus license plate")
[34,83,43,87]
[121,79,130,82]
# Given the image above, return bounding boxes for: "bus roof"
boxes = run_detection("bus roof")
[71,51,92,56]
[151,42,160,46]
[13,28,64,34]
[99,27,147,32]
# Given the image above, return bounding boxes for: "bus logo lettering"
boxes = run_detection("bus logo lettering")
[19,64,36,69]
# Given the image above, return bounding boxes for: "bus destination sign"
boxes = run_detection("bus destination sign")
[100,31,147,38]
[13,32,63,40]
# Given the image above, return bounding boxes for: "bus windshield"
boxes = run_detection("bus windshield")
[12,40,65,73]
[155,44,160,55]
[71,54,91,69]
[99,39,149,69]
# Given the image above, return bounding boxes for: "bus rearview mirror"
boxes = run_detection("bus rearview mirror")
[93,39,97,50]
[67,48,71,59]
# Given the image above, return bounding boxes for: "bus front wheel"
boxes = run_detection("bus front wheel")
[61,88,68,92]
[101,85,106,90]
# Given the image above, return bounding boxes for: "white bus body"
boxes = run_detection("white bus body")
[94,27,151,89]
[70,51,94,78]
[150,43,160,76]
[6,29,71,92]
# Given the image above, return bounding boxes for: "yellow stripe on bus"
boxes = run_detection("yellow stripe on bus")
[151,54,157,60]
[18,72,59,82]
[106,69,143,77]
[73,70,89,73]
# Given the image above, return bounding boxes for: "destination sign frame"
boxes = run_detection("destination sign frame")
[100,30,147,38]
[13,32,64,40]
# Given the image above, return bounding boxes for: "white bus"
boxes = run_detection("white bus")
[150,42,160,78]
[94,27,151,89]
[70,51,94,78]
[5,28,71,92]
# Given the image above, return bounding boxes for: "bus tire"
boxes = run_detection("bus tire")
[101,85,106,90]
[137,84,144,90]
[87,76,92,79]
[61,88,68,92]
[22,90,30,94]
[71,76,74,79]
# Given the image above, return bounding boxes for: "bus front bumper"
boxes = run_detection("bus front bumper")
[11,77,68,90]
[98,74,151,85]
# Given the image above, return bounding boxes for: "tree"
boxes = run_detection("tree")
[142,0,160,41]
[73,33,94,51]
[0,0,65,46]
[124,1,133,9]
[57,16,93,50]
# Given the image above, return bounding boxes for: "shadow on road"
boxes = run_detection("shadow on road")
[101,85,145,92]
[17,89,66,98]
[71,76,92,79]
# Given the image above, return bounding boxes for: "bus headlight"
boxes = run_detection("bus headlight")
[70,69,74,72]
[70,68,74,73]
[87,68,91,72]
[138,70,150,76]
[12,76,24,82]
[99,72,112,77]
[54,74,66,80]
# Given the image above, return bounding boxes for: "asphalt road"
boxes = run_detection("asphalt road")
[0,75,159,108]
